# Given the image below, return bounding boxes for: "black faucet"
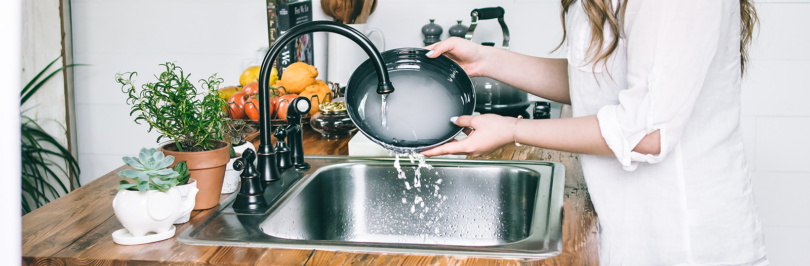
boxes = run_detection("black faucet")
[255,21,394,185]
[231,98,309,213]
[231,21,395,214]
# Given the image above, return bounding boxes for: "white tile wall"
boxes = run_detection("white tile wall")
[71,0,268,183]
[70,0,809,263]
[760,226,810,265]
[755,117,810,172]
[753,172,810,227]
[741,2,810,264]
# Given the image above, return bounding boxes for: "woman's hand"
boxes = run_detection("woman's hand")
[421,114,517,157]
[424,37,489,77]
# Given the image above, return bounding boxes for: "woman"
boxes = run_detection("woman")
[422,0,767,265]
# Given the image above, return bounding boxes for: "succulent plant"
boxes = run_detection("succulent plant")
[174,161,190,186]
[117,148,181,191]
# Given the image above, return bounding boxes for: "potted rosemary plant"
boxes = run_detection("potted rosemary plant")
[117,62,230,210]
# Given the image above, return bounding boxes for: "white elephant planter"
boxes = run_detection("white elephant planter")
[112,186,198,245]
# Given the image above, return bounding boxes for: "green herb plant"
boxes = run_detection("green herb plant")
[117,148,190,191]
[117,62,227,152]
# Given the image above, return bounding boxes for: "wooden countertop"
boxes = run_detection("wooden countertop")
[22,119,598,265]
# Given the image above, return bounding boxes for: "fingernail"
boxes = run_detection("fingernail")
[425,50,435,57]
[450,116,458,123]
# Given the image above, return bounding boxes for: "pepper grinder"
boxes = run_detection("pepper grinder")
[448,20,468,39]
[422,19,443,46]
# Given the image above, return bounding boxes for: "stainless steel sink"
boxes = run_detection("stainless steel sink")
[178,156,565,259]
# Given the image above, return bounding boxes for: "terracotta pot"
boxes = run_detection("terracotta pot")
[161,141,230,210]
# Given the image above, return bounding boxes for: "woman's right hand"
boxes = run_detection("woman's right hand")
[425,37,489,77]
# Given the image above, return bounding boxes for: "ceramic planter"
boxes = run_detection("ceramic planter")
[112,186,198,238]
[233,141,255,155]
[173,178,198,224]
[161,140,230,210]
[222,155,241,194]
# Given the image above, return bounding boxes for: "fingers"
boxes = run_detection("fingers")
[424,40,453,58]
[452,115,475,127]
[420,140,469,157]
[423,42,439,51]
[462,127,473,136]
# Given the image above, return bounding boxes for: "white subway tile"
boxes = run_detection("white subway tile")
[74,103,164,155]
[73,53,254,105]
[749,3,810,61]
[761,226,810,265]
[741,116,757,171]
[71,1,267,56]
[78,154,127,184]
[755,117,810,172]
[752,172,810,227]
[741,60,810,116]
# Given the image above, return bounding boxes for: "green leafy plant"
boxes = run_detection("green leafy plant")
[117,148,182,191]
[116,62,227,152]
[174,161,190,185]
[222,118,256,158]
[21,56,83,214]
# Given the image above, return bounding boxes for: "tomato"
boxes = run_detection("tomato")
[243,82,259,96]
[270,85,287,97]
[244,98,261,123]
[274,94,299,121]
[227,102,245,119]
[228,91,248,107]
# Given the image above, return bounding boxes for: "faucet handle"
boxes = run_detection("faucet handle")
[232,149,268,213]
[233,157,244,172]
[273,126,287,140]
[237,149,259,178]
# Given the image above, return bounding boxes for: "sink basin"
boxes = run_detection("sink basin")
[178,156,564,259]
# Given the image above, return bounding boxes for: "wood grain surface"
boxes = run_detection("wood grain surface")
[23,120,599,265]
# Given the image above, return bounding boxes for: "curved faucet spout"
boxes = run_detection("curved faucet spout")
[255,21,394,183]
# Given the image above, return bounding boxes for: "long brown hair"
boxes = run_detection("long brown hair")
[556,0,759,75]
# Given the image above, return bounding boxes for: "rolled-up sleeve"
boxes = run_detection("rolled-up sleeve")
[597,0,725,171]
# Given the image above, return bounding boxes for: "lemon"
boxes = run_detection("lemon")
[269,67,279,86]
[217,86,242,101]
[239,66,278,88]
[239,66,260,87]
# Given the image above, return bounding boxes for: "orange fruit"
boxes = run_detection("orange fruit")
[276,62,317,94]
[299,80,332,115]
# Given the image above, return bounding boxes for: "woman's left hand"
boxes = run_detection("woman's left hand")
[421,114,517,157]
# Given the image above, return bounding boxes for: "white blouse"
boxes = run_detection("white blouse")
[566,0,768,265]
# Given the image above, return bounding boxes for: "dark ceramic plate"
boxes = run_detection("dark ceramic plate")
[346,48,475,153]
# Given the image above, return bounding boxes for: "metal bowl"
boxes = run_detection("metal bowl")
[346,48,475,153]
